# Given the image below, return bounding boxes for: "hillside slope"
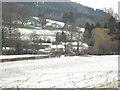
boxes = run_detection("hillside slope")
[17,2,111,27]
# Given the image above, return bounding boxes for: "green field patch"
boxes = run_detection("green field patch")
[21,33,55,37]
[19,27,63,31]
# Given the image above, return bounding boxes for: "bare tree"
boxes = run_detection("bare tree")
[29,31,39,54]
[38,14,47,29]
[64,23,77,41]
[75,28,83,53]
[2,2,18,38]
[17,4,33,25]
[2,2,33,37]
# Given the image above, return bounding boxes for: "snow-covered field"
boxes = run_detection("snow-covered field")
[0,55,46,60]
[18,28,84,42]
[18,28,63,35]
[0,55,118,88]
[18,28,64,41]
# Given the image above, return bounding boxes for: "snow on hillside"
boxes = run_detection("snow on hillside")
[18,28,63,41]
[33,17,39,21]
[18,17,85,42]
[33,17,65,28]
[0,55,118,88]
[46,19,65,28]
[18,28,62,35]
[18,28,85,42]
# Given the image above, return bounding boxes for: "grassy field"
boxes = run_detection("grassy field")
[21,33,55,37]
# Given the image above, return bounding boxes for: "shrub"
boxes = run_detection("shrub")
[15,42,23,55]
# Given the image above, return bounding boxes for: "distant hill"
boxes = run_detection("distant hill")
[17,2,111,27]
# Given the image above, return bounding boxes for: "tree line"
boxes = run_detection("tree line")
[83,16,119,55]
[2,2,33,55]
[61,10,119,55]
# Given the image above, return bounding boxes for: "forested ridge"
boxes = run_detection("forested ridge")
[17,2,112,27]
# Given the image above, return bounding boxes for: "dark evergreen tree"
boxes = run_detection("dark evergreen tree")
[62,12,68,23]
[104,23,108,28]
[62,11,74,24]
[84,23,95,46]
[95,22,101,28]
[68,11,74,23]
[108,16,116,34]
[85,23,90,30]
[90,24,95,34]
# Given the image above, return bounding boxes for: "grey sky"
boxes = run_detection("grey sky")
[71,0,119,14]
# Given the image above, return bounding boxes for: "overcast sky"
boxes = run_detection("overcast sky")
[71,0,119,14]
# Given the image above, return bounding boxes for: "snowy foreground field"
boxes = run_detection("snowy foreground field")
[0,55,118,88]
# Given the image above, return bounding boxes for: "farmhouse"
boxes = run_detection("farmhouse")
[28,17,65,29]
